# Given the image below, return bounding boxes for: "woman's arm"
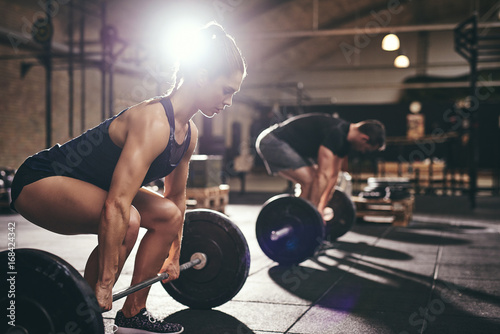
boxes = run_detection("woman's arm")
[159,122,198,279]
[96,103,170,310]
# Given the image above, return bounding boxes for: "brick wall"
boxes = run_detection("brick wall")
[0,1,258,170]
[0,1,152,168]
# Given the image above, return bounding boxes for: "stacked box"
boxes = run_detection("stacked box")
[187,155,223,188]
[352,196,415,227]
[186,185,230,213]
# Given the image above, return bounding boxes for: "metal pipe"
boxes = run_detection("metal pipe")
[45,52,52,149]
[79,0,86,132]
[109,61,114,117]
[44,4,53,149]
[0,25,144,76]
[68,0,74,137]
[468,16,479,209]
[112,256,203,302]
[312,0,318,31]
[100,1,107,121]
[245,22,500,40]
[244,80,500,91]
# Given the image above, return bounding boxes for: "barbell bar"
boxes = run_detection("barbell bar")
[112,252,206,302]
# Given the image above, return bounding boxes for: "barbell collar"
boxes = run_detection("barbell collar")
[190,252,208,270]
[270,225,293,241]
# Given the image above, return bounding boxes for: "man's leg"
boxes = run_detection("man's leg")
[278,166,316,199]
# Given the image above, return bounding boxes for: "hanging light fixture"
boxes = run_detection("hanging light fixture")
[394,52,410,68]
[381,33,400,51]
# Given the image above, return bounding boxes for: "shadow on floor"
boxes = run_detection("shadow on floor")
[329,240,413,260]
[164,309,254,334]
[414,195,500,221]
[352,220,472,246]
[267,240,500,333]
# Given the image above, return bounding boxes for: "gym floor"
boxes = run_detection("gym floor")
[2,173,500,334]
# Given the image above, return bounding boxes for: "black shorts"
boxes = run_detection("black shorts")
[255,126,313,175]
[10,162,57,212]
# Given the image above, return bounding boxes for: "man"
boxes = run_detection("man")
[255,113,385,217]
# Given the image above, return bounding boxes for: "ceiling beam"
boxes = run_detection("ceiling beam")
[227,0,296,26]
[241,0,411,71]
[243,21,500,39]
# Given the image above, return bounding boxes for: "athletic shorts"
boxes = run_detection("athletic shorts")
[255,126,313,175]
[9,162,57,212]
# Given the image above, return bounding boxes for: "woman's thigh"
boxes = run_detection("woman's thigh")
[14,176,108,235]
[132,187,181,231]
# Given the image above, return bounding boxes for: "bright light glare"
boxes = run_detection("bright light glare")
[394,54,410,68]
[156,19,206,65]
[381,33,400,51]
[170,22,202,61]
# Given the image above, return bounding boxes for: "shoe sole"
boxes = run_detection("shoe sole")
[115,326,184,334]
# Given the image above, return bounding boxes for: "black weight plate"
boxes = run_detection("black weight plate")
[325,188,356,241]
[361,186,411,200]
[256,194,325,265]
[32,18,53,44]
[359,190,386,199]
[162,209,250,309]
[367,177,411,188]
[363,185,409,192]
[0,249,104,334]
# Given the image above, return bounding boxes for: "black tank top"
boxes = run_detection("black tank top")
[24,97,191,191]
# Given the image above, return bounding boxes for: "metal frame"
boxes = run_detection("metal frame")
[0,0,138,148]
[454,14,500,208]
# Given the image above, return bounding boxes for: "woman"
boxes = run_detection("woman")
[10,22,246,334]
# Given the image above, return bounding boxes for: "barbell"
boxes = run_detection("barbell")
[1,209,250,334]
[256,187,356,265]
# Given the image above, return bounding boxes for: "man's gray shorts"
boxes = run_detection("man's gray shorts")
[255,126,312,175]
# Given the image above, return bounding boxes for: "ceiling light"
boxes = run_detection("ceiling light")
[394,54,410,68]
[409,101,422,113]
[381,33,400,51]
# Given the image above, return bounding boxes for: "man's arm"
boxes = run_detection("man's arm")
[318,156,348,211]
[309,145,343,214]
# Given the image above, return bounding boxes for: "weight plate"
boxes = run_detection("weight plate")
[325,188,356,241]
[256,194,325,265]
[361,185,411,200]
[367,177,411,188]
[162,209,250,309]
[32,18,53,44]
[0,249,104,334]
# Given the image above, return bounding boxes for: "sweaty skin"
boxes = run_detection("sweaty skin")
[13,70,244,313]
[98,69,244,312]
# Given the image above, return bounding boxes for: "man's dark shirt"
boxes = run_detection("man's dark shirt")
[272,113,351,159]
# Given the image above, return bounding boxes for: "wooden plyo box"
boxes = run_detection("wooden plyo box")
[187,155,223,188]
[186,184,230,213]
[351,196,415,227]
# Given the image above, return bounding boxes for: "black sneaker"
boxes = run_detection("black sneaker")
[114,308,184,333]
